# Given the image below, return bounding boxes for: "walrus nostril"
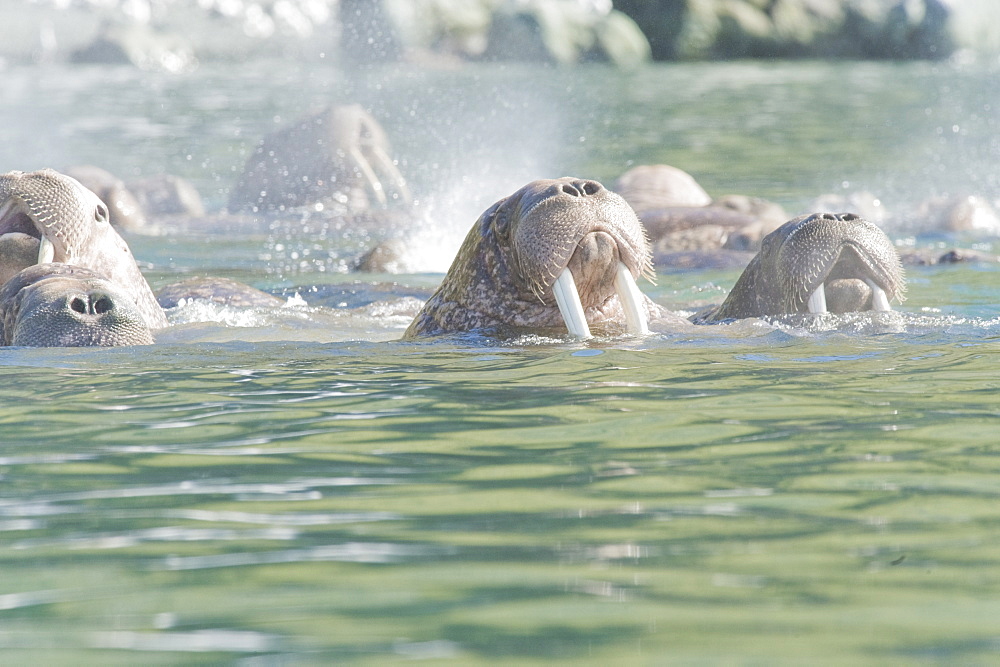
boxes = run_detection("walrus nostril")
[68,294,115,315]
[93,295,114,315]
[821,213,837,220]
[560,180,604,197]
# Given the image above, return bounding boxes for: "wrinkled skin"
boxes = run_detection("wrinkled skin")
[0,169,168,329]
[228,104,411,215]
[0,264,153,347]
[697,212,905,322]
[405,178,686,338]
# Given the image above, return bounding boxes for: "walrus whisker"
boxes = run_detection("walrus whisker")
[553,268,592,339]
[807,283,827,314]
[614,262,649,335]
[37,236,55,264]
[641,257,657,285]
[866,280,892,311]
[531,282,546,304]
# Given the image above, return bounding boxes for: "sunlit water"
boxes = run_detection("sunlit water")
[1,56,1000,662]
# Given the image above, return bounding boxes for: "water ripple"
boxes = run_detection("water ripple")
[91,629,281,654]
[161,542,445,570]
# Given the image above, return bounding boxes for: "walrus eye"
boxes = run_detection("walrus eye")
[95,203,110,224]
[492,210,511,238]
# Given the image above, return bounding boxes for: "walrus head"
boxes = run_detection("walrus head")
[0,264,153,347]
[0,169,166,328]
[702,212,905,321]
[405,178,657,338]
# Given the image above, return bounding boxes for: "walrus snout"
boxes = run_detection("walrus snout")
[778,212,902,314]
[17,278,154,346]
[14,286,152,347]
[1,264,154,347]
[558,179,604,198]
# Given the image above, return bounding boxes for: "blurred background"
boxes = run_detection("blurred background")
[4,0,1000,69]
[2,0,1000,277]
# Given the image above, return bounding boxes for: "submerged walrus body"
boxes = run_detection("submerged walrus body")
[697,212,905,322]
[405,178,685,338]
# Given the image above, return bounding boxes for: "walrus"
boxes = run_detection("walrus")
[0,169,168,330]
[404,178,687,338]
[613,164,712,212]
[228,104,411,215]
[1,169,295,346]
[695,212,905,322]
[612,164,787,258]
[0,264,153,347]
[155,276,284,309]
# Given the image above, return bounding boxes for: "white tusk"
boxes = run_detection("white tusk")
[866,279,891,311]
[613,262,649,335]
[37,236,55,264]
[807,283,827,313]
[349,146,388,208]
[370,144,412,205]
[553,267,592,339]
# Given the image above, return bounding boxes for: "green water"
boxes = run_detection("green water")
[2,56,1000,662]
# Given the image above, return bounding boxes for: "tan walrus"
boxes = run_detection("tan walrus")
[405,178,688,338]
[0,169,168,330]
[696,212,905,322]
[228,104,411,215]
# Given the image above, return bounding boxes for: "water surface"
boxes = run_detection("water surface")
[1,58,1000,662]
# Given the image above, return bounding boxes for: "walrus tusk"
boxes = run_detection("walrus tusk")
[553,267,592,339]
[866,279,891,311]
[349,146,388,208]
[370,145,412,205]
[37,236,55,264]
[614,262,649,335]
[807,283,827,314]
